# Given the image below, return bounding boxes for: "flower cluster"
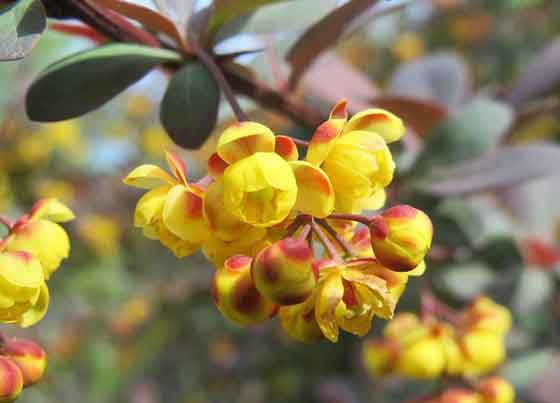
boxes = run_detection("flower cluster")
[424,377,515,403]
[0,198,74,328]
[0,337,47,402]
[362,296,512,379]
[124,100,434,342]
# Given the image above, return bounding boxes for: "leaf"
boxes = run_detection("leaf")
[286,0,379,89]
[507,38,560,107]
[303,52,378,111]
[187,4,214,45]
[0,0,46,61]
[410,98,514,176]
[26,44,180,122]
[434,262,496,304]
[478,236,523,273]
[432,198,483,247]
[425,145,560,196]
[502,349,553,389]
[512,269,553,315]
[208,0,291,38]
[95,0,186,48]
[389,52,470,107]
[371,96,448,136]
[160,61,220,149]
[152,0,194,34]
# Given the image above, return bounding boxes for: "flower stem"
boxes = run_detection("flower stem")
[0,215,13,230]
[291,138,309,147]
[191,42,248,122]
[316,218,354,257]
[296,224,312,243]
[327,213,373,226]
[311,220,343,263]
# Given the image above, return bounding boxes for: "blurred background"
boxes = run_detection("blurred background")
[2,0,560,402]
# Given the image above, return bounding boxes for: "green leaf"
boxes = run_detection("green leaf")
[410,98,514,177]
[432,198,483,247]
[160,61,220,149]
[26,44,181,122]
[0,0,46,61]
[502,349,553,389]
[433,262,495,305]
[208,0,291,38]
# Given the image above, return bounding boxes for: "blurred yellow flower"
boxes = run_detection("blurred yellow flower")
[78,214,121,257]
[392,32,425,62]
[141,125,174,158]
[36,179,76,205]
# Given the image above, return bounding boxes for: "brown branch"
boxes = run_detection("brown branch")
[327,213,372,226]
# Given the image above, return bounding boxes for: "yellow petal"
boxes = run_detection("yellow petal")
[162,185,208,244]
[217,121,275,164]
[17,282,49,328]
[165,150,189,185]
[315,271,344,342]
[342,108,405,144]
[290,161,334,218]
[133,186,169,236]
[29,198,75,223]
[123,164,176,189]
[275,135,299,161]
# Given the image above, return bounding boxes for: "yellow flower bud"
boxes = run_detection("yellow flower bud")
[252,238,316,305]
[4,338,47,386]
[0,356,23,402]
[477,377,515,403]
[439,388,481,403]
[464,297,512,336]
[369,205,433,272]
[396,336,446,379]
[461,330,506,376]
[362,339,397,377]
[211,256,277,326]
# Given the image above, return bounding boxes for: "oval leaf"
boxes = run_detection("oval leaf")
[424,144,560,196]
[26,44,181,121]
[0,0,46,61]
[160,61,220,149]
[410,98,514,176]
[286,0,379,89]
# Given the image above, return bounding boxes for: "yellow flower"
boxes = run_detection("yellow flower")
[438,388,481,403]
[463,296,512,336]
[314,258,396,342]
[3,198,74,279]
[223,152,297,227]
[140,125,173,158]
[392,32,425,62]
[279,295,324,343]
[36,179,76,205]
[123,151,209,258]
[0,356,23,402]
[0,251,49,328]
[305,100,405,213]
[460,330,506,376]
[78,214,121,257]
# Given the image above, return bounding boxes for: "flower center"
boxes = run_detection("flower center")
[248,187,275,204]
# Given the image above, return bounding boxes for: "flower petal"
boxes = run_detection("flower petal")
[306,100,348,165]
[315,271,344,342]
[17,282,49,328]
[217,121,275,164]
[162,185,208,244]
[29,198,75,223]
[275,135,299,161]
[123,164,176,189]
[342,108,405,143]
[341,266,395,319]
[290,161,334,218]
[165,150,188,185]
[207,152,229,179]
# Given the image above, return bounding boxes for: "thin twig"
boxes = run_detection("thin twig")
[316,218,354,257]
[192,42,248,122]
[327,213,372,226]
[296,224,312,242]
[311,220,342,263]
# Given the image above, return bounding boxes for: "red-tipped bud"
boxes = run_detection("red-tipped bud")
[0,356,23,402]
[251,238,316,305]
[4,338,47,387]
[439,388,480,403]
[477,377,515,403]
[369,205,433,272]
[211,255,277,326]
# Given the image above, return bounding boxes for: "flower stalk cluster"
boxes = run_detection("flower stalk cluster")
[124,100,434,342]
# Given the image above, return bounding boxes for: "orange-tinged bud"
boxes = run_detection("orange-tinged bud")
[439,388,481,403]
[362,339,397,377]
[477,377,515,403]
[252,238,316,305]
[211,256,277,326]
[461,330,506,376]
[369,205,433,272]
[4,338,46,386]
[396,336,446,379]
[0,356,22,402]
[464,297,512,336]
